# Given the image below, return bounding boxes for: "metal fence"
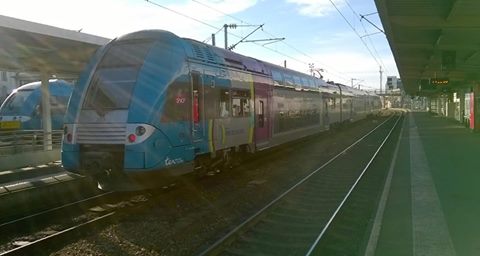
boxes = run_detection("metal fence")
[0,130,63,155]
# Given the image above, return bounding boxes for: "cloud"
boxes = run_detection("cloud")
[0,0,258,40]
[286,0,344,17]
[198,0,258,15]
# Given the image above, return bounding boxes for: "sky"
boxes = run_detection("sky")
[1,0,399,91]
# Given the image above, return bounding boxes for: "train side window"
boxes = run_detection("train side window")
[241,98,251,116]
[231,90,250,118]
[219,90,230,118]
[300,77,309,88]
[306,78,314,88]
[293,76,302,88]
[284,74,294,87]
[232,98,249,117]
[232,98,241,117]
[272,70,283,86]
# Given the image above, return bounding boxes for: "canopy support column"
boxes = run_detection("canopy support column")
[41,72,52,150]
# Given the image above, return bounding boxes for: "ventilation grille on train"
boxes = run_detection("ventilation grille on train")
[193,44,204,59]
[192,43,215,63]
[76,123,126,144]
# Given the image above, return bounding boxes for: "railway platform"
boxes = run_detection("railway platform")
[370,111,480,256]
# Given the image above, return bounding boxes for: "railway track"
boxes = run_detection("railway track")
[0,113,399,256]
[0,190,150,256]
[199,113,403,256]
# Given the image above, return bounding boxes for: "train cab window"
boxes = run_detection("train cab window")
[219,90,230,118]
[0,89,34,114]
[83,41,154,111]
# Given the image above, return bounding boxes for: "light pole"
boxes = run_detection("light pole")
[351,78,363,88]
[308,63,324,79]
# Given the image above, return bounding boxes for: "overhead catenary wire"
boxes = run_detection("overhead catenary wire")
[144,0,242,44]
[145,0,347,83]
[148,0,391,85]
[144,0,219,31]
[360,20,389,74]
[328,0,387,74]
[202,26,224,43]
[191,0,352,83]
[343,0,390,75]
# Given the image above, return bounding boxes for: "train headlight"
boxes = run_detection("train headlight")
[126,124,155,144]
[135,126,146,136]
[63,124,74,144]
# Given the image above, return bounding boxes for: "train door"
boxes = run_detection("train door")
[191,72,204,143]
[255,82,271,146]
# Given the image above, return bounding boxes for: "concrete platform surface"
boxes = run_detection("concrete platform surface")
[373,112,480,256]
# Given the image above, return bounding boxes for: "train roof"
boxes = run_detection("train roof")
[15,79,72,91]
[180,35,325,91]
[115,30,375,95]
[116,29,177,43]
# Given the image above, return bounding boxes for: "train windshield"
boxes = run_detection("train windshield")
[0,89,35,115]
[83,41,154,111]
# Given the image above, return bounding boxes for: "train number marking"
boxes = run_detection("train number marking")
[176,96,186,104]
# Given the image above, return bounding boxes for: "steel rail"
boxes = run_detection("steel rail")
[0,190,145,256]
[0,212,116,256]
[305,114,402,255]
[198,114,397,256]
[0,191,114,230]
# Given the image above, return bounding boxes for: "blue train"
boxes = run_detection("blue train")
[0,80,72,130]
[61,30,381,190]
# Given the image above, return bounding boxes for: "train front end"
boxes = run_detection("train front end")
[62,30,194,190]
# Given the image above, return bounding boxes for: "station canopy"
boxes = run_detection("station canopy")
[0,14,109,76]
[375,0,480,95]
